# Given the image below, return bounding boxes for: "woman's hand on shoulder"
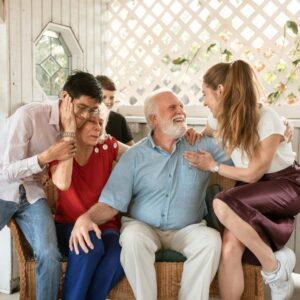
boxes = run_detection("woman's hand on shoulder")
[183,149,216,171]
[282,117,294,143]
[185,128,203,145]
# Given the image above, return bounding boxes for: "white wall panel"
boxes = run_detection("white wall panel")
[0,2,9,128]
[78,0,87,70]
[94,0,101,76]
[86,0,94,73]
[42,0,52,25]
[61,0,70,26]
[0,0,4,23]
[8,0,21,114]
[70,0,79,38]
[52,0,61,24]
[32,0,42,40]
[21,0,33,104]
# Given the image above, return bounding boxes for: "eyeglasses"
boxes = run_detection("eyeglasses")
[74,103,100,119]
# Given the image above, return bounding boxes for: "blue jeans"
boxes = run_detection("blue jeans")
[0,185,60,300]
[56,223,124,300]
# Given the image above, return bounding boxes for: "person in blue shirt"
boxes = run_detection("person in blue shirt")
[68,89,231,300]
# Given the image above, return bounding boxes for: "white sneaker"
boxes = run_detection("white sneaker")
[262,247,296,300]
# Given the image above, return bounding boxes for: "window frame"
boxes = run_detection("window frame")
[33,22,83,100]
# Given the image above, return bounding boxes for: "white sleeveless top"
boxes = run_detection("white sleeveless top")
[207,107,296,173]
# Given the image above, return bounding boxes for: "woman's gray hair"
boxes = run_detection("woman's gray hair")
[144,88,174,129]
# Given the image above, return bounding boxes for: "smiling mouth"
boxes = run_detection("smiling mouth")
[173,116,186,123]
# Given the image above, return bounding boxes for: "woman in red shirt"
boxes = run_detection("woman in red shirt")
[50,98,128,300]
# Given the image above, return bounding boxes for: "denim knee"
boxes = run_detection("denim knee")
[35,244,61,264]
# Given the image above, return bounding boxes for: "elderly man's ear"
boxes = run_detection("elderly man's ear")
[149,114,157,127]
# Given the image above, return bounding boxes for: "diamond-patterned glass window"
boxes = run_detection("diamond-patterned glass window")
[102,0,300,107]
[35,30,71,97]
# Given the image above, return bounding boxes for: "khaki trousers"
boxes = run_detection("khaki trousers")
[119,217,222,300]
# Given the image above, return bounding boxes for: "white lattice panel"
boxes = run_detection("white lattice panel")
[101,0,300,107]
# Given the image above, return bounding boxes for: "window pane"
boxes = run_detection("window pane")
[35,36,50,64]
[35,31,71,97]
[51,68,69,96]
[36,65,51,95]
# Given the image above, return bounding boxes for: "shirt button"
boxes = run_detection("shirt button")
[161,213,165,217]
[169,174,171,178]
[166,194,169,197]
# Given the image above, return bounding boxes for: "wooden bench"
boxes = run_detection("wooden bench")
[8,173,265,300]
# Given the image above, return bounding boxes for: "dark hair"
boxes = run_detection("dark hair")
[95,75,116,91]
[203,60,260,158]
[63,71,102,103]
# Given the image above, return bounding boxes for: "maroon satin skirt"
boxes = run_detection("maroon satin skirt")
[215,161,300,265]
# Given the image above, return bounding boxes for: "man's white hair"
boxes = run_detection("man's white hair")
[144,88,175,129]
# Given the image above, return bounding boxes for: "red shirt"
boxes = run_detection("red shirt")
[51,137,120,231]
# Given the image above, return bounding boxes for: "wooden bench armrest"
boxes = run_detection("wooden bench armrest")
[7,219,34,263]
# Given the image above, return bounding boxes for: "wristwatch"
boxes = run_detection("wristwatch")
[212,163,220,173]
[62,131,76,138]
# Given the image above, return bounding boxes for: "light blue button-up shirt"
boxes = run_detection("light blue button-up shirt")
[100,134,231,230]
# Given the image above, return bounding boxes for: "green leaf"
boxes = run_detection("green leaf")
[172,57,189,65]
[191,45,201,54]
[286,21,298,35]
[276,62,286,72]
[263,72,277,84]
[292,59,300,66]
[162,54,171,64]
[287,72,298,82]
[221,49,232,62]
[267,91,280,100]
[207,43,217,53]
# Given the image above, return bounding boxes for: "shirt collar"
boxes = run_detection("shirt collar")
[147,132,157,149]
[147,131,182,153]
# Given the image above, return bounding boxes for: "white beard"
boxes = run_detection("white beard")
[158,115,187,139]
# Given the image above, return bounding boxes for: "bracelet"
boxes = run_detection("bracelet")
[212,162,220,173]
[62,131,76,138]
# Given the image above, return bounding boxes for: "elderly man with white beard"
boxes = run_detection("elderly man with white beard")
[69,89,231,300]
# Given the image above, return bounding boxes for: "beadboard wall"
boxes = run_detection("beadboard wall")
[2,0,104,119]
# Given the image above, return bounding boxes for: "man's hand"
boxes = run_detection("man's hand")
[69,213,101,255]
[22,172,44,182]
[60,93,77,132]
[185,128,203,146]
[37,140,77,167]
